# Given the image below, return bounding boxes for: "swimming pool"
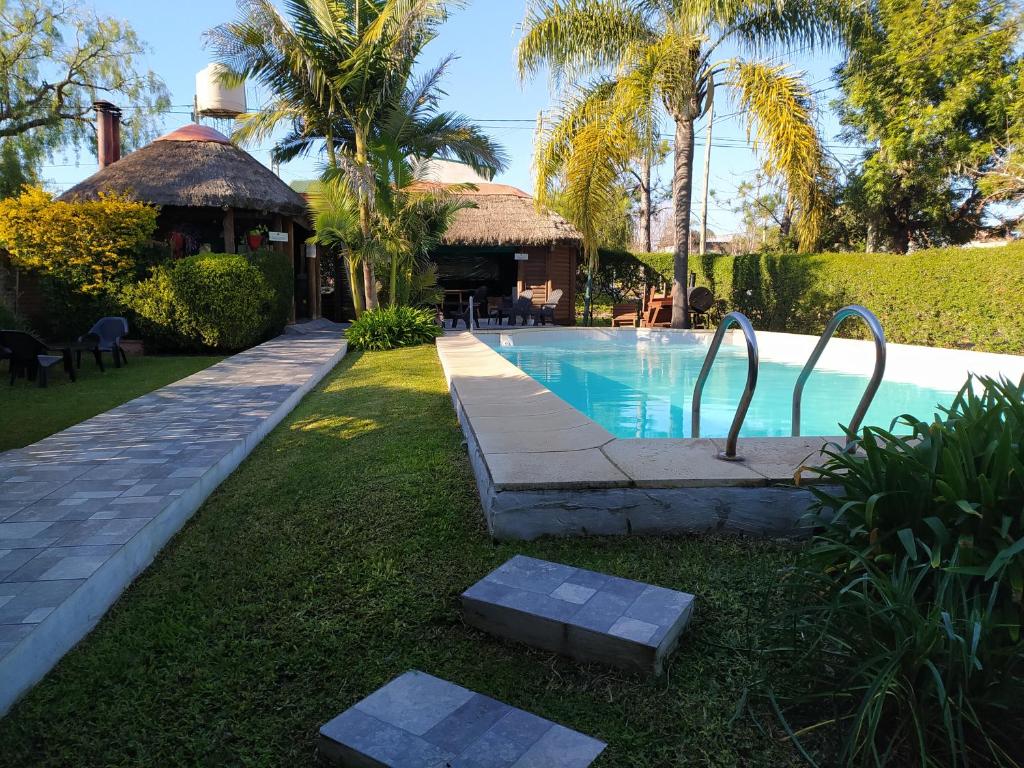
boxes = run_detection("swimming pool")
[484,329,975,439]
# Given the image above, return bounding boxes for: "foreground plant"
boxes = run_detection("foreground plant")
[763,376,1024,766]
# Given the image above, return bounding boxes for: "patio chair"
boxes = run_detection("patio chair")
[611,302,640,328]
[510,289,534,326]
[531,289,563,326]
[487,296,514,327]
[0,330,66,387]
[453,286,488,330]
[81,317,129,368]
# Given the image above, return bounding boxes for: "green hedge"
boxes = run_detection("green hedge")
[635,242,1024,354]
[126,252,290,352]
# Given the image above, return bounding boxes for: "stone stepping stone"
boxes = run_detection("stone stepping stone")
[461,555,694,674]
[318,670,605,767]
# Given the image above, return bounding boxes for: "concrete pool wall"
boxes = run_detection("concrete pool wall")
[436,328,1024,541]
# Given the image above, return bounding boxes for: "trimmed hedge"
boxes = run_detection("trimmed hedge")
[126,252,289,352]
[635,242,1024,354]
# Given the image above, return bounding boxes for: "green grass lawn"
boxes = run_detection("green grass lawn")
[0,355,223,451]
[0,346,802,767]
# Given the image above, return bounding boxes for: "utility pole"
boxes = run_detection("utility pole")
[699,81,715,257]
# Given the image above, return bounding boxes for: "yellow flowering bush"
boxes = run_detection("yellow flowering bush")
[0,187,158,293]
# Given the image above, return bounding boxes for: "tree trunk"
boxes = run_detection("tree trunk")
[347,254,364,317]
[389,252,399,308]
[354,129,378,311]
[640,153,652,253]
[672,117,696,329]
[583,266,594,326]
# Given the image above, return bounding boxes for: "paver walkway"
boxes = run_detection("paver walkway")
[0,328,347,715]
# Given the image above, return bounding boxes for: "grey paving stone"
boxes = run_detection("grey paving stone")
[462,556,695,674]
[0,624,34,656]
[3,545,119,583]
[355,668,475,736]
[0,580,83,624]
[318,672,604,768]
[0,549,42,581]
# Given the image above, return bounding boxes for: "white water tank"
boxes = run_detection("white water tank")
[195,64,246,118]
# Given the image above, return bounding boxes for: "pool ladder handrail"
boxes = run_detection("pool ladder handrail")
[692,312,759,461]
[792,305,887,446]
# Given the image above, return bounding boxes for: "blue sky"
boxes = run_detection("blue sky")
[44,1,863,236]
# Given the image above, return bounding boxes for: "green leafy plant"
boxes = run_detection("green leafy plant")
[763,377,1024,766]
[346,306,441,351]
[125,254,276,352]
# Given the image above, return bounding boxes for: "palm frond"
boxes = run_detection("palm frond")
[517,0,655,85]
[730,59,833,249]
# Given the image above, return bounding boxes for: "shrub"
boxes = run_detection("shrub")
[0,187,158,293]
[246,249,294,335]
[633,242,1024,354]
[126,254,276,352]
[346,306,442,351]
[765,377,1024,766]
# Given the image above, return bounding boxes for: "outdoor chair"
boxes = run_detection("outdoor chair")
[0,330,67,387]
[611,302,640,328]
[531,289,563,326]
[81,317,129,368]
[452,287,488,330]
[487,296,514,327]
[510,289,534,326]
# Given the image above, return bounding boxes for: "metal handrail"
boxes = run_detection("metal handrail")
[692,312,759,461]
[792,305,886,444]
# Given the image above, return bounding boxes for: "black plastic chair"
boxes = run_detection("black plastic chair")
[0,330,65,387]
[457,286,488,330]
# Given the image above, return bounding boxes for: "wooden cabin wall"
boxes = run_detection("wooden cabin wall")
[516,244,578,326]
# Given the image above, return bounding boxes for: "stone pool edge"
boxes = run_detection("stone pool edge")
[436,331,831,541]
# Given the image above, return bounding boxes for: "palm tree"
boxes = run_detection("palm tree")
[309,59,504,310]
[519,0,837,328]
[207,0,505,315]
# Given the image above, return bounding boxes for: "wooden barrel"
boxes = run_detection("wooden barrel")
[688,286,714,313]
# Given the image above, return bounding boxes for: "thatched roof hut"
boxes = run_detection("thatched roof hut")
[59,124,307,216]
[413,182,582,247]
[409,182,581,325]
[59,122,320,322]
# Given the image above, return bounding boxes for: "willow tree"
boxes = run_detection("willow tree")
[208,0,503,315]
[519,0,837,328]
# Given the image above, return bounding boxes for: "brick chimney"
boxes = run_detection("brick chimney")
[94,101,122,168]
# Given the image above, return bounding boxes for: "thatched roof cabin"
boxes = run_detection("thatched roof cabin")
[60,124,307,217]
[60,122,320,321]
[417,182,582,325]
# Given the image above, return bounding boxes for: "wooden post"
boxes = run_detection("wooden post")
[284,217,296,323]
[222,208,235,254]
[307,244,320,319]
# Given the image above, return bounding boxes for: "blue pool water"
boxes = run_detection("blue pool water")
[489,336,959,439]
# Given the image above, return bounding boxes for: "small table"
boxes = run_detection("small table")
[44,338,102,384]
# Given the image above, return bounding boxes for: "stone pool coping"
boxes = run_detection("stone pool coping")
[436,330,840,540]
[438,330,841,492]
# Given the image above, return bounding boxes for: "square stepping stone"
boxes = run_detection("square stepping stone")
[318,670,605,767]
[461,556,694,674]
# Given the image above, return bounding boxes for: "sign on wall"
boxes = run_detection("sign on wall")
[514,252,529,261]
[268,231,289,243]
